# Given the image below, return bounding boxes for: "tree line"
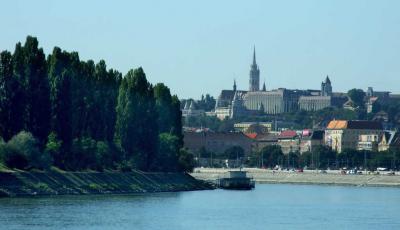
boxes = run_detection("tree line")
[0,36,193,172]
[248,145,400,171]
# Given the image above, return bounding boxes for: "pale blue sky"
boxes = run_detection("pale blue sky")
[1,0,400,99]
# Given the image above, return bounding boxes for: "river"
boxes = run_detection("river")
[0,184,399,230]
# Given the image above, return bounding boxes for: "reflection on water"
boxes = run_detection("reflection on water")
[1,184,400,230]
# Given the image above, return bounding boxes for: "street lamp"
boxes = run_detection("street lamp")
[364,150,367,174]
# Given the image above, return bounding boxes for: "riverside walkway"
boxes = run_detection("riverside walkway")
[191,168,400,187]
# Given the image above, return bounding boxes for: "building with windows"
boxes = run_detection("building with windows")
[212,48,340,118]
[358,134,380,151]
[325,120,383,153]
[277,130,300,154]
[182,100,204,117]
[233,122,273,133]
[378,131,400,152]
[299,130,324,154]
[298,96,331,111]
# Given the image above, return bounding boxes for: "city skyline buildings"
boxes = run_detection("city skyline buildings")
[2,1,400,99]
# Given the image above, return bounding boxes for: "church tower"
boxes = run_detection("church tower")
[249,47,260,91]
[321,75,332,96]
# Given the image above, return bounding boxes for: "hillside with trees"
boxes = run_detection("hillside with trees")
[0,36,193,172]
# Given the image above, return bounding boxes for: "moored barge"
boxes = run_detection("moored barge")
[217,170,255,190]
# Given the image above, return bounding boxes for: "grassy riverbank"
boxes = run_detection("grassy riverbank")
[0,169,213,197]
[191,168,400,187]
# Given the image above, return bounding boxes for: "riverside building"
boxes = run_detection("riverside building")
[325,120,384,153]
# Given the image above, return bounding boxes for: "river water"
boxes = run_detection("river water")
[0,184,399,230]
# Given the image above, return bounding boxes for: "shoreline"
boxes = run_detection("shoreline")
[0,170,214,198]
[190,168,400,188]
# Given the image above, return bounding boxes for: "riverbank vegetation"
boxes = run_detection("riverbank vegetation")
[248,145,400,170]
[0,36,194,172]
[189,144,400,171]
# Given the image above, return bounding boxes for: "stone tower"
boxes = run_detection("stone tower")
[249,47,260,91]
[321,75,332,96]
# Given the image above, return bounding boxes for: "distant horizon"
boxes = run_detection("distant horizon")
[2,0,400,99]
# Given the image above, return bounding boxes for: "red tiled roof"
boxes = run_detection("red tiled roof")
[279,130,297,139]
[245,133,258,139]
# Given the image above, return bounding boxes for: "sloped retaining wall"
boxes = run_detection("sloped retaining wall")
[0,171,213,197]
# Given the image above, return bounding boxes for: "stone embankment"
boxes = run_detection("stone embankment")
[191,168,400,187]
[0,170,213,197]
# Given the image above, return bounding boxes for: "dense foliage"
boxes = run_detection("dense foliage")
[0,36,192,172]
[347,88,366,108]
[246,145,400,170]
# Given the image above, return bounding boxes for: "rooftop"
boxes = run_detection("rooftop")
[278,130,297,139]
[327,120,383,130]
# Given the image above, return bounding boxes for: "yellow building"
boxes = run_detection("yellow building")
[325,120,383,153]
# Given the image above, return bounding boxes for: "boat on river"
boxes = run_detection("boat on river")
[217,170,255,190]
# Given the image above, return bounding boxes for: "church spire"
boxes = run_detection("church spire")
[262,81,266,91]
[233,79,237,91]
[249,46,260,91]
[253,45,256,66]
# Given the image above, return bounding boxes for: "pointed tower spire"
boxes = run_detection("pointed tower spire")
[253,45,256,66]
[233,79,237,91]
[249,46,260,91]
[262,81,266,91]
[325,75,331,84]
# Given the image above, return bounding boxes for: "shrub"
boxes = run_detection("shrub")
[2,144,28,169]
[178,148,195,172]
[3,131,52,170]
[45,132,62,164]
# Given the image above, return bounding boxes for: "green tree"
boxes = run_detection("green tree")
[23,36,51,144]
[48,47,73,167]
[7,43,27,139]
[178,148,195,172]
[67,137,97,170]
[154,84,183,147]
[44,132,62,165]
[223,146,245,159]
[115,68,158,171]
[95,141,111,170]
[259,145,284,168]
[348,88,366,108]
[154,133,180,172]
[0,51,15,140]
[5,131,52,169]
[312,145,336,169]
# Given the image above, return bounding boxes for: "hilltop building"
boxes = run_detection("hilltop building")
[321,76,332,96]
[213,48,337,120]
[298,95,331,111]
[182,100,204,118]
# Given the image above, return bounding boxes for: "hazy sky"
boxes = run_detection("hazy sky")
[1,0,400,99]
